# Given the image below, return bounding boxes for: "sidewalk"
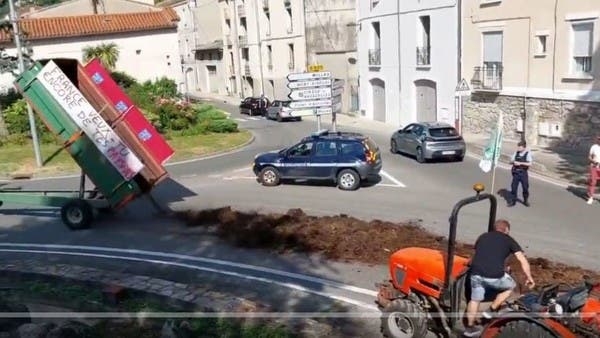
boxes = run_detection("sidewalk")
[187,91,241,106]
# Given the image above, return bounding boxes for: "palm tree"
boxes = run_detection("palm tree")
[82,43,120,70]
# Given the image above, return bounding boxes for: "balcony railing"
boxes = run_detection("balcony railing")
[237,5,245,17]
[471,65,503,91]
[416,46,430,66]
[368,49,381,66]
[238,35,248,46]
[244,64,251,76]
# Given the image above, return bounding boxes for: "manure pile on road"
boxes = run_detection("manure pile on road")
[177,207,598,289]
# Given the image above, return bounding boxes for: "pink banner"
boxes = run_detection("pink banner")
[83,59,174,165]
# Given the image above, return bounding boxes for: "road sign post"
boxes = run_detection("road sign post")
[454,78,471,135]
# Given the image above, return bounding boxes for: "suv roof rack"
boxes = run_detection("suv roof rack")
[309,129,363,138]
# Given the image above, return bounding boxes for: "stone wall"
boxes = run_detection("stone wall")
[464,92,600,148]
[463,92,525,140]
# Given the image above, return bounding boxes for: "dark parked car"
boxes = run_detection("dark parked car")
[390,122,466,163]
[239,97,269,116]
[253,130,382,190]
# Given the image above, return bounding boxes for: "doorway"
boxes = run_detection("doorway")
[370,78,386,122]
[415,79,437,122]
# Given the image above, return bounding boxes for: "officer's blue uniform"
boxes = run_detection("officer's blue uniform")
[509,149,532,206]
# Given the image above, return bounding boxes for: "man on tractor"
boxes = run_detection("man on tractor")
[464,219,535,337]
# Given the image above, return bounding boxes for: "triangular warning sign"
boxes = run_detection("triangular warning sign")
[456,78,470,92]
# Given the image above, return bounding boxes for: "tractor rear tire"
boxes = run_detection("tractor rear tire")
[381,298,428,338]
[495,320,558,338]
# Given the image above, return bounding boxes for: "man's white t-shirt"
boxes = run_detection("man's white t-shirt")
[591,144,600,163]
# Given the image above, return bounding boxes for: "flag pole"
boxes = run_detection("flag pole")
[490,111,503,193]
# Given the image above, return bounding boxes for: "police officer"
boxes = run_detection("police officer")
[509,140,532,207]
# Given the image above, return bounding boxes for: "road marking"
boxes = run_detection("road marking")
[223,176,256,181]
[379,170,406,188]
[247,117,263,121]
[0,243,378,297]
[0,248,378,311]
[377,183,404,188]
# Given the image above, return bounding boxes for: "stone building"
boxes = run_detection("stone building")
[461,0,600,148]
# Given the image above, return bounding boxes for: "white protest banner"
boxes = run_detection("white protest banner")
[36,60,144,180]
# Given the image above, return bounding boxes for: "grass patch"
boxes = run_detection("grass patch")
[165,129,252,162]
[0,130,252,178]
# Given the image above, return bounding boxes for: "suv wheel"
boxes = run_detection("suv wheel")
[337,169,360,191]
[259,166,280,186]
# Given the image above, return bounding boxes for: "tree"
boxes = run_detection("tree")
[82,42,119,70]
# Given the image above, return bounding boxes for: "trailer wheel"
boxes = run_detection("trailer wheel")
[61,199,93,230]
[381,298,428,338]
[495,319,558,338]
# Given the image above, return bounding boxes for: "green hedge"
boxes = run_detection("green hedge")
[1,73,238,146]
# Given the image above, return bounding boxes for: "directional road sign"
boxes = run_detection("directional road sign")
[290,107,333,117]
[331,87,343,97]
[288,87,332,101]
[287,78,332,89]
[287,71,331,82]
[332,102,342,113]
[332,79,345,89]
[289,99,332,109]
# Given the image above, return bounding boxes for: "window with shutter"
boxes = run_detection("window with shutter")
[572,22,593,74]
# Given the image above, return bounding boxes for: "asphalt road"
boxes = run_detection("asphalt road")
[0,99,596,336]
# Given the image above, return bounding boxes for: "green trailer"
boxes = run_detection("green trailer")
[0,60,145,230]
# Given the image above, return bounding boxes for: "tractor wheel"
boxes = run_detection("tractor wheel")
[60,199,93,230]
[494,320,558,338]
[381,298,428,338]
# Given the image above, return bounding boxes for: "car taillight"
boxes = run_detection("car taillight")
[365,150,376,164]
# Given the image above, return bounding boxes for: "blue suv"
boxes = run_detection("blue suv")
[252,130,382,190]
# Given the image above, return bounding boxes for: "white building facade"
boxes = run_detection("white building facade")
[172,0,227,95]
[219,0,307,100]
[357,0,459,127]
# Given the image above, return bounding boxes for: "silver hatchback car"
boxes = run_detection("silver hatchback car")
[390,122,466,163]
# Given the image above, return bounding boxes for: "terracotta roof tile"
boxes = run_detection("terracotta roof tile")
[0,8,179,44]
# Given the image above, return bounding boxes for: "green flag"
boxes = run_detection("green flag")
[479,112,503,173]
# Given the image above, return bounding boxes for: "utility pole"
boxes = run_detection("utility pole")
[9,0,42,167]
[252,0,265,96]
[232,1,244,98]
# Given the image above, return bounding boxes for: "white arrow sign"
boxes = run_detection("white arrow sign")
[287,71,331,81]
[332,87,343,97]
[289,99,332,109]
[289,87,332,100]
[290,107,333,117]
[332,79,345,89]
[315,107,333,115]
[332,102,342,113]
[287,79,332,89]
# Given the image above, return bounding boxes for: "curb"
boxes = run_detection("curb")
[0,259,267,313]
[0,131,256,183]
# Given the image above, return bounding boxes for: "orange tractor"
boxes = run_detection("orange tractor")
[376,183,600,337]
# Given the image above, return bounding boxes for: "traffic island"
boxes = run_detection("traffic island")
[177,206,599,289]
[0,260,318,338]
